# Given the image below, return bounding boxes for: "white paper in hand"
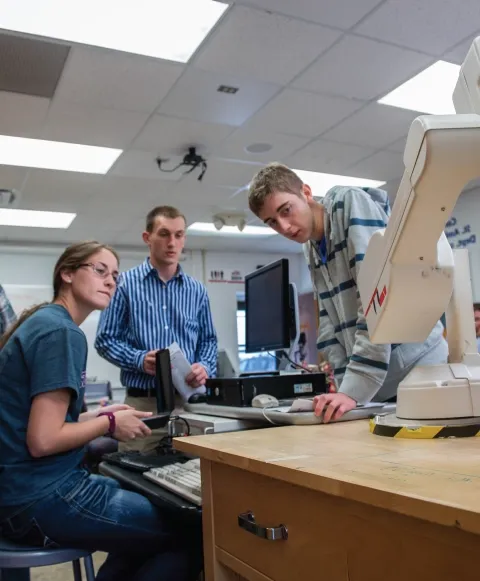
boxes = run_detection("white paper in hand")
[287,398,314,412]
[168,342,206,401]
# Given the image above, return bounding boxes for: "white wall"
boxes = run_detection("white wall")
[448,188,480,300]
[0,244,308,384]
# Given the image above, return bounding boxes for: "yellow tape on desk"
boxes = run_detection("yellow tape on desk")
[369,418,480,439]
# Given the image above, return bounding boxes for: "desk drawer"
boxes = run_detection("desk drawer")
[211,462,348,581]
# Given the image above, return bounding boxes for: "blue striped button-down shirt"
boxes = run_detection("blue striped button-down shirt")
[95,259,218,390]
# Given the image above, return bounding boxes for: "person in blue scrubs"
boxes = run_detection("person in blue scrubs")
[0,241,202,581]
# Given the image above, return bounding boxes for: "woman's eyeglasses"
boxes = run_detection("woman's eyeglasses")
[78,262,120,284]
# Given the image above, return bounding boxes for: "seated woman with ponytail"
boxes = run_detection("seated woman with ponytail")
[0,241,202,581]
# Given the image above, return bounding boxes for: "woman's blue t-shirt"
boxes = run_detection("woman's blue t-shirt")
[0,304,87,507]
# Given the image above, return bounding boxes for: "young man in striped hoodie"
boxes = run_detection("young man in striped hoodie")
[249,163,447,422]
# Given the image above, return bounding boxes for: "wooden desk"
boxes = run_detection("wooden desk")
[175,420,480,581]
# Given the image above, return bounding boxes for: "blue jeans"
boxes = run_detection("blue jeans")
[0,469,202,581]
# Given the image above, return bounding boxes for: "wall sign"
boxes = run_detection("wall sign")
[445,217,476,249]
[209,269,244,283]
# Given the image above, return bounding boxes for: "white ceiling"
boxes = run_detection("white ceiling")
[0,0,479,254]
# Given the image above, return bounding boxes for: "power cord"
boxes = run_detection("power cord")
[153,415,191,456]
[171,415,191,437]
[268,351,313,373]
[261,406,281,425]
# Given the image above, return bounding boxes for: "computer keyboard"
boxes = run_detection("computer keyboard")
[143,458,202,505]
[103,450,189,473]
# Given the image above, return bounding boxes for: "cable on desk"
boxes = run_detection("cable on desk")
[261,407,281,425]
[171,415,191,436]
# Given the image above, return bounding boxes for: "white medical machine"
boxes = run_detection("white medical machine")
[358,37,480,430]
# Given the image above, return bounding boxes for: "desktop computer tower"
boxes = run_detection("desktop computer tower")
[205,373,327,407]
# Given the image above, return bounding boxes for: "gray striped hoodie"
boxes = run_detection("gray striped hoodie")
[304,186,446,404]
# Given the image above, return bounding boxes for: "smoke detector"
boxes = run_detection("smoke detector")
[213,212,247,232]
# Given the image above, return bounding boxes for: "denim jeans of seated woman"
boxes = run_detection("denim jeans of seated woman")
[0,470,203,581]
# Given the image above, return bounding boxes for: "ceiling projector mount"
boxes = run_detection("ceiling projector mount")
[156,147,208,181]
[213,212,247,231]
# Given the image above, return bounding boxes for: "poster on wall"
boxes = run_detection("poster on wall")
[445,216,476,249]
[208,269,244,283]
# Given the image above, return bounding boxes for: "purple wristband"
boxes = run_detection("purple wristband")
[98,411,116,437]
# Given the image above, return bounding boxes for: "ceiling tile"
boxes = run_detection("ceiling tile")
[110,150,183,181]
[443,34,480,65]
[157,67,280,126]
[293,35,434,100]
[386,137,407,153]
[65,213,135,239]
[355,0,480,56]
[0,226,74,244]
[212,125,310,163]
[41,101,149,148]
[0,165,29,191]
[20,170,102,210]
[100,174,173,198]
[19,191,87,213]
[22,169,104,198]
[199,158,262,188]
[0,91,50,138]
[132,115,235,156]
[194,5,341,85]
[54,46,184,113]
[0,32,69,99]
[285,139,376,174]
[80,191,165,221]
[347,150,405,181]
[248,88,363,138]
[321,102,419,148]
[236,0,385,30]
[171,182,242,208]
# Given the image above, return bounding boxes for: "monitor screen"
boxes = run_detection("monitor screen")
[245,259,290,353]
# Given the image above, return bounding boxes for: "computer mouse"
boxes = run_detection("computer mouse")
[251,394,279,408]
[188,393,207,404]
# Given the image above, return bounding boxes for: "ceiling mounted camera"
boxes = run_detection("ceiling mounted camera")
[156,146,208,181]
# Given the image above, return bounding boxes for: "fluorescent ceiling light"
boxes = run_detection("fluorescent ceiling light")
[0,136,122,174]
[188,222,275,236]
[293,169,385,197]
[378,60,460,115]
[0,0,227,63]
[0,209,76,229]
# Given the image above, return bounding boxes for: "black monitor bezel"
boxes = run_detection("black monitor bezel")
[244,258,290,353]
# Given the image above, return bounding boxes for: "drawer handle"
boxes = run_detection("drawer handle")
[238,511,288,541]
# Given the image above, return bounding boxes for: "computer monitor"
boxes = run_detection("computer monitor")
[217,348,238,378]
[245,259,300,370]
[155,349,176,413]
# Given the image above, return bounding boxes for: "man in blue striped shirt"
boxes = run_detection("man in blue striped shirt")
[95,206,217,452]
[249,163,447,423]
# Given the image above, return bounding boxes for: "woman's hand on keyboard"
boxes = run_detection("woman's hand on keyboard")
[113,410,153,441]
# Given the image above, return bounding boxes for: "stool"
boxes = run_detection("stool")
[0,536,95,581]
